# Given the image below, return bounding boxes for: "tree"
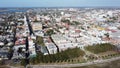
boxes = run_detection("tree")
[30,47,85,64]
[72,21,80,25]
[46,29,54,36]
[21,59,26,66]
[85,43,116,54]
[17,47,23,54]
[61,19,70,23]
[8,48,14,60]
[36,36,45,46]
[104,33,109,38]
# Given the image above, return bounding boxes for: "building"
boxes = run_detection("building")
[45,43,57,54]
[51,34,77,52]
[32,22,42,31]
[13,37,36,59]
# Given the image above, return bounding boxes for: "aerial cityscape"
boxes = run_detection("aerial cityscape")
[0,0,120,68]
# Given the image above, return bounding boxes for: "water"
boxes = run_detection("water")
[0,8,27,14]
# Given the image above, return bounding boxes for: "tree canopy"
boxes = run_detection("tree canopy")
[29,47,85,64]
[85,43,116,54]
[46,29,54,36]
[36,36,45,46]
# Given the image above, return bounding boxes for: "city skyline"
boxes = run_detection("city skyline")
[0,1,120,67]
[0,0,120,7]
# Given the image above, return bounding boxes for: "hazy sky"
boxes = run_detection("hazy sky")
[0,0,120,7]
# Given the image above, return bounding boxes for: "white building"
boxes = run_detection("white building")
[45,43,57,54]
[51,34,77,52]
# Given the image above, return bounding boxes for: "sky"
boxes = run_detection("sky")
[0,0,120,7]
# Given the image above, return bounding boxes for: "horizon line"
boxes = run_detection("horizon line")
[0,6,120,8]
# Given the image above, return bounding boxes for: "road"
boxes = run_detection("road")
[29,56,120,68]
